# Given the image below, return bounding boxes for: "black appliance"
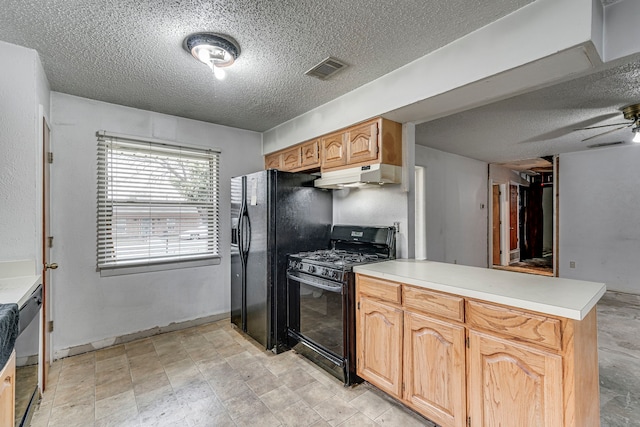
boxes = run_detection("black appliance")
[230,170,332,353]
[286,225,396,385]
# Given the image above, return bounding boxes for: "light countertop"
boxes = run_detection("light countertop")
[0,260,42,307]
[353,259,606,320]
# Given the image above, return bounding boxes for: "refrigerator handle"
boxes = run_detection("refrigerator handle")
[241,213,251,256]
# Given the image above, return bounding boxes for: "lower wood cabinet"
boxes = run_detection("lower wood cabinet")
[0,350,16,427]
[467,330,563,426]
[404,311,466,427]
[356,297,403,398]
[355,274,600,427]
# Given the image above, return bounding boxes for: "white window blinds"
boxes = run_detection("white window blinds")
[97,132,220,269]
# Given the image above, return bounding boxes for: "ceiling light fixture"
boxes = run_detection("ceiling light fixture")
[623,104,640,143]
[183,33,240,80]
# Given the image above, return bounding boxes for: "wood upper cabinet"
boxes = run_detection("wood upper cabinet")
[0,351,15,427]
[300,139,320,169]
[321,131,347,169]
[357,296,403,398]
[281,146,301,171]
[346,120,378,165]
[264,152,281,170]
[467,330,563,427]
[263,116,402,173]
[404,311,466,427]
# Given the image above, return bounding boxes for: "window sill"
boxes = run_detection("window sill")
[99,256,221,277]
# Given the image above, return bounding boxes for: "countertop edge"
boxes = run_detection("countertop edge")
[0,275,42,307]
[354,261,606,321]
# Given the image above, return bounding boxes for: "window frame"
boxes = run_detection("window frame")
[96,131,221,275]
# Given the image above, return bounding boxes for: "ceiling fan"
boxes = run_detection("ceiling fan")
[574,103,640,142]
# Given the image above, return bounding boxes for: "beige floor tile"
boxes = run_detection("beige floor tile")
[95,389,136,420]
[95,344,126,362]
[137,391,185,426]
[210,377,253,402]
[278,367,318,391]
[337,412,379,427]
[313,397,358,427]
[96,365,130,387]
[134,382,174,409]
[96,353,128,373]
[49,399,95,427]
[296,381,335,407]
[173,377,215,403]
[125,339,156,358]
[277,400,322,427]
[349,390,393,420]
[133,371,171,397]
[245,369,282,396]
[95,405,140,427]
[374,406,434,427]
[223,389,264,419]
[179,395,227,426]
[52,383,95,408]
[260,385,302,412]
[95,375,133,401]
[234,409,283,427]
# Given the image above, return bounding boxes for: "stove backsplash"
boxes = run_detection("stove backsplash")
[332,185,407,258]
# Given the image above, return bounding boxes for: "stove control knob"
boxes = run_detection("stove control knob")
[308,265,316,273]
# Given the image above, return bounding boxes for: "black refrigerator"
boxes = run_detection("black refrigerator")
[230,170,332,353]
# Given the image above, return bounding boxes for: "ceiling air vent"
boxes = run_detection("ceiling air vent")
[305,57,347,80]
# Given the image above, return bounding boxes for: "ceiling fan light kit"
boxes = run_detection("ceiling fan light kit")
[576,103,640,143]
[183,33,240,80]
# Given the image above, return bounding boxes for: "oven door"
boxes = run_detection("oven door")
[287,270,345,359]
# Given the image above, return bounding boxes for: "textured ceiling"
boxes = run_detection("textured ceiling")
[415,56,640,163]
[0,0,534,132]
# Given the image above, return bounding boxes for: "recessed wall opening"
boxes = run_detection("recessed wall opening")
[489,157,556,277]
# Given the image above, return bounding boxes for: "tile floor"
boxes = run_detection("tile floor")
[29,319,432,427]
[29,291,640,427]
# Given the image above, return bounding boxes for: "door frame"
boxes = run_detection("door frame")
[40,106,52,391]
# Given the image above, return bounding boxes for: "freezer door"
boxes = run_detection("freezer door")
[244,171,270,348]
[230,176,244,330]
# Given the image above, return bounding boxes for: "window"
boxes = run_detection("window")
[97,132,220,271]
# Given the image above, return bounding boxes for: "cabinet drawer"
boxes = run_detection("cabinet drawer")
[466,300,562,350]
[403,285,464,322]
[357,275,401,304]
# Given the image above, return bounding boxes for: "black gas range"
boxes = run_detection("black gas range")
[286,225,396,385]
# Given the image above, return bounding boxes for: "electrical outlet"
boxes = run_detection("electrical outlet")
[569,261,576,269]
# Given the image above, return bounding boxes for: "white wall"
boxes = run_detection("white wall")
[0,41,49,266]
[50,93,263,356]
[332,186,408,259]
[415,145,488,267]
[559,144,640,294]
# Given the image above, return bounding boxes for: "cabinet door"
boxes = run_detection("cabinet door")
[404,312,466,427]
[281,146,301,171]
[264,152,281,170]
[300,139,320,168]
[357,297,403,398]
[468,330,563,427]
[321,132,347,169]
[346,120,379,165]
[0,351,15,427]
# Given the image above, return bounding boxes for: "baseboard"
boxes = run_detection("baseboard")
[53,312,230,360]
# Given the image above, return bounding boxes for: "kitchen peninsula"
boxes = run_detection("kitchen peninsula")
[353,259,606,427]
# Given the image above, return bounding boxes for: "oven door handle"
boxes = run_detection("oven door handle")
[287,272,343,293]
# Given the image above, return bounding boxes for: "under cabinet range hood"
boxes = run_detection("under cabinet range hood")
[314,163,402,189]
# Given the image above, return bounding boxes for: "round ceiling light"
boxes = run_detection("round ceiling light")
[183,33,240,80]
